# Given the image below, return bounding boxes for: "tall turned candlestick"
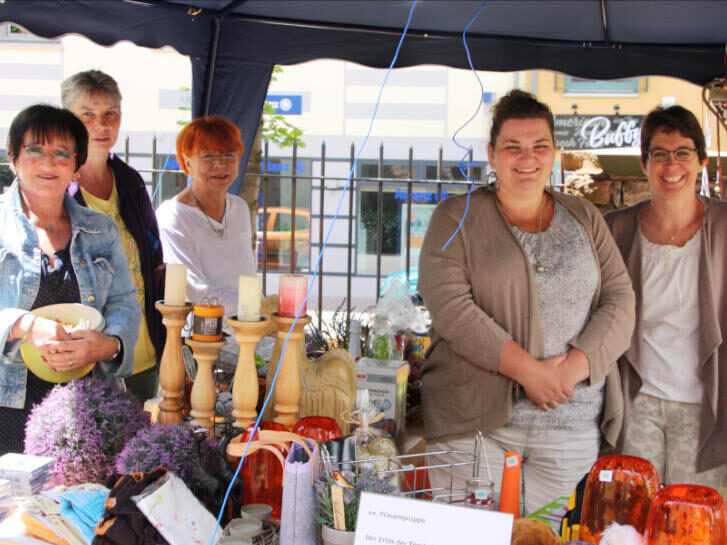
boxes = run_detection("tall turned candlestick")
[226,316,270,429]
[155,301,193,425]
[265,313,311,430]
[184,338,225,431]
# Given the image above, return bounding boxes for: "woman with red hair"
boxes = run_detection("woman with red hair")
[156,117,256,322]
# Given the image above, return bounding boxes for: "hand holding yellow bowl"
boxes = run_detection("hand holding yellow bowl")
[21,303,105,383]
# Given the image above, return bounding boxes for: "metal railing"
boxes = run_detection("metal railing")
[1,137,490,330]
[118,137,486,328]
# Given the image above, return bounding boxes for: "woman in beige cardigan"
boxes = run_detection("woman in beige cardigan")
[419,90,635,514]
[606,105,727,495]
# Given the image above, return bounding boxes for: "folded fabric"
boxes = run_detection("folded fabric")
[132,471,220,545]
[58,490,108,544]
[92,469,169,545]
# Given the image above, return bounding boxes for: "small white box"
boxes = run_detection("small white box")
[355,358,409,436]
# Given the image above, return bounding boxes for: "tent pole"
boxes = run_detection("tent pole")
[201,16,221,116]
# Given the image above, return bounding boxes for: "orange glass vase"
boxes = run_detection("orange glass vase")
[292,415,343,442]
[237,421,290,520]
[644,484,727,545]
[579,455,660,544]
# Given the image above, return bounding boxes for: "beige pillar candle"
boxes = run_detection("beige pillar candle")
[164,263,187,306]
[237,275,262,321]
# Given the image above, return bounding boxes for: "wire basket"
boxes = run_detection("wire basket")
[323,430,487,504]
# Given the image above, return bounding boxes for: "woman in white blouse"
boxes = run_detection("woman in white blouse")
[606,105,726,494]
[156,117,256,324]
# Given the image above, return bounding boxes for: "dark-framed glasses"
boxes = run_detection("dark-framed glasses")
[198,152,239,165]
[647,147,697,162]
[22,145,76,166]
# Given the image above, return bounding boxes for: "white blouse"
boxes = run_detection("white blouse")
[156,194,256,326]
[638,229,702,404]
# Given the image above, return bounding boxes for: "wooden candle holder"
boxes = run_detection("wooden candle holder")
[226,316,271,430]
[154,301,193,425]
[265,313,311,430]
[184,337,225,431]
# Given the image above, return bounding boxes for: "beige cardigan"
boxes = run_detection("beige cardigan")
[419,187,635,448]
[606,198,727,472]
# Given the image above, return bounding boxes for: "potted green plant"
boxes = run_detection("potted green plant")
[315,469,399,545]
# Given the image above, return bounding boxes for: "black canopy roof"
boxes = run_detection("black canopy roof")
[2,0,726,175]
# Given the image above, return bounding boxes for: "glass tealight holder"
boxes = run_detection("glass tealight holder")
[579,454,660,543]
[644,484,727,545]
[464,478,495,510]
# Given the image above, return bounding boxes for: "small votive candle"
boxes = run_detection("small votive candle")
[278,274,307,317]
[192,304,224,342]
[237,275,262,321]
[164,263,187,306]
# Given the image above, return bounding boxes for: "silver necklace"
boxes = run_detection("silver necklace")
[497,194,548,273]
[21,197,66,234]
[191,189,226,238]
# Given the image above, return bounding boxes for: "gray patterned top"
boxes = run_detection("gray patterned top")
[507,201,605,430]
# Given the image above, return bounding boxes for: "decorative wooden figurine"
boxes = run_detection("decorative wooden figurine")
[262,315,356,434]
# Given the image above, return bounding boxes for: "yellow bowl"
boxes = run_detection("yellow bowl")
[20,303,105,383]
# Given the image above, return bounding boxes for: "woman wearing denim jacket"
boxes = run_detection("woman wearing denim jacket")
[0,105,140,455]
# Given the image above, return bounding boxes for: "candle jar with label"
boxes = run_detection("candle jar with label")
[464,478,495,510]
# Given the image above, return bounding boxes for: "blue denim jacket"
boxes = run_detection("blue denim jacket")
[0,181,141,409]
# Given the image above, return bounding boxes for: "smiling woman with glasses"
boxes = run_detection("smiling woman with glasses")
[0,104,141,455]
[156,116,256,334]
[606,105,727,495]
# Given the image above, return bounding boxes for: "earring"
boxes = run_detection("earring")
[487,170,498,191]
[549,171,555,190]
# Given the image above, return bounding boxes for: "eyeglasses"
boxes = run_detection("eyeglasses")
[647,147,697,163]
[197,152,239,165]
[22,145,76,166]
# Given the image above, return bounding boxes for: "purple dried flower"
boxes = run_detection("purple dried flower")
[115,423,217,495]
[25,378,150,486]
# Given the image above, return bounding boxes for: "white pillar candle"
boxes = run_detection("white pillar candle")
[164,263,187,306]
[237,275,262,321]
[278,274,308,317]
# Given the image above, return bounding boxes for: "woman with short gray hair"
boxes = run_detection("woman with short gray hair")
[61,69,165,403]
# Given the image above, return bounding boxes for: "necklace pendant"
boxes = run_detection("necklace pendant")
[535,263,547,273]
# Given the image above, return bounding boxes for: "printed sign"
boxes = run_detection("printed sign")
[355,492,512,545]
[554,114,643,150]
[266,94,302,115]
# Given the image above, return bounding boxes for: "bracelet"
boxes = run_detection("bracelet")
[21,315,39,344]
[109,336,122,361]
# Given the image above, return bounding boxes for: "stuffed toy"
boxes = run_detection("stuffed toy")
[510,518,560,545]
[599,522,645,545]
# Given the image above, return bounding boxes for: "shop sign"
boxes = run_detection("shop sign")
[265,94,302,115]
[263,159,306,175]
[554,114,643,149]
[393,188,449,202]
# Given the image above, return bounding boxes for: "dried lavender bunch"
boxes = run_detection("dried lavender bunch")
[25,378,150,485]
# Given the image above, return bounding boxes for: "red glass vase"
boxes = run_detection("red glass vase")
[644,484,727,545]
[579,455,660,544]
[236,422,289,520]
[292,416,343,442]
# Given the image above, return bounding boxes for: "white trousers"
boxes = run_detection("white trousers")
[426,425,600,515]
